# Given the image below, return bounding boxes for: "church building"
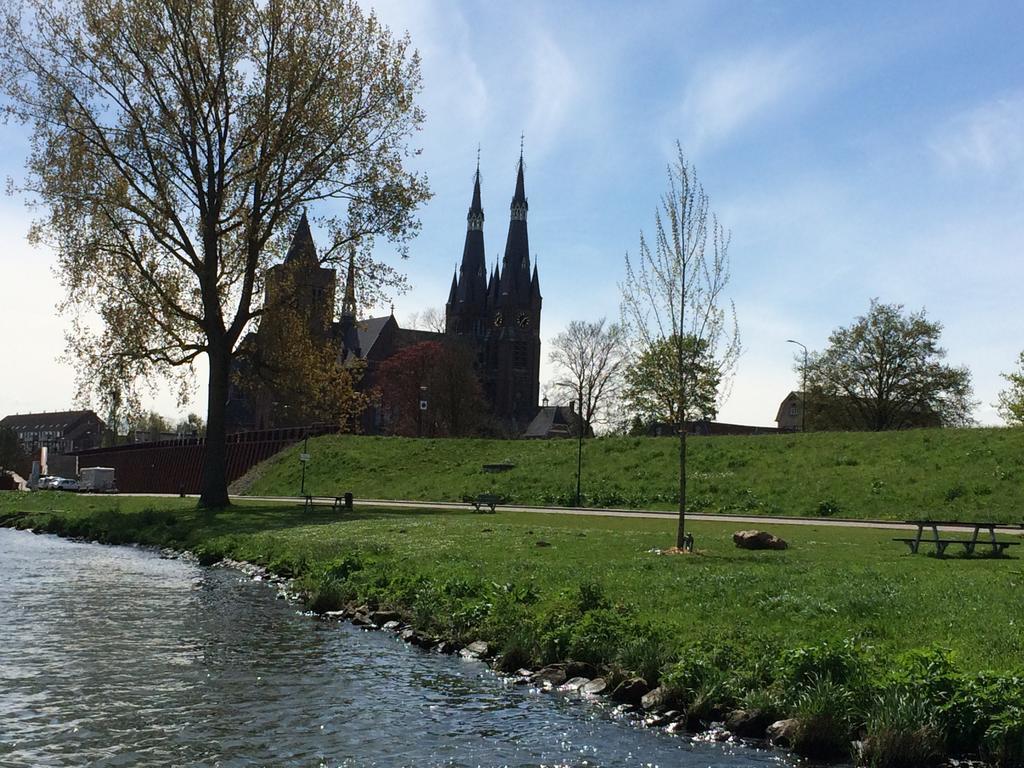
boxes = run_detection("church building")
[227,151,543,435]
[444,153,543,427]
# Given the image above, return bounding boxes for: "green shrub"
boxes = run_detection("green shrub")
[790,675,855,760]
[817,498,842,516]
[616,627,672,686]
[777,639,874,689]
[859,686,945,768]
[984,705,1024,768]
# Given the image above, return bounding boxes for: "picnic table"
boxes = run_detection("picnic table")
[894,521,1021,557]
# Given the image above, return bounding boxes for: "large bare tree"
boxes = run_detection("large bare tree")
[0,0,429,506]
[548,318,628,434]
[620,144,740,549]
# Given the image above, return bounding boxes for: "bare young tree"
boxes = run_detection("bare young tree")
[620,144,740,550]
[548,318,628,433]
[406,306,447,334]
[0,0,430,507]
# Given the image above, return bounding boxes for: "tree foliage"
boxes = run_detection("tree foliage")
[996,352,1024,426]
[1,0,429,506]
[805,300,975,431]
[620,144,740,548]
[377,341,486,437]
[622,334,720,428]
[548,318,628,433]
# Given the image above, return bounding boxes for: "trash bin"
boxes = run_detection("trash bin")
[344,492,353,511]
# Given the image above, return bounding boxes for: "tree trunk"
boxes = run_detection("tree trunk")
[199,342,232,508]
[676,426,687,548]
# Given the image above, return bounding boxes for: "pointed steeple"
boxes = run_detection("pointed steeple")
[285,211,317,265]
[468,153,484,231]
[456,154,487,310]
[447,271,458,306]
[341,245,357,320]
[338,243,361,360]
[500,150,531,303]
[510,149,528,222]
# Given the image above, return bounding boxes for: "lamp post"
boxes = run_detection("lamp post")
[786,339,808,433]
[572,399,584,507]
[299,432,310,497]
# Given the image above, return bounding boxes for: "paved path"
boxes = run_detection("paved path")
[219,494,1022,535]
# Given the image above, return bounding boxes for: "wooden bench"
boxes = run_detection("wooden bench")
[471,493,501,513]
[303,494,353,513]
[895,521,1022,557]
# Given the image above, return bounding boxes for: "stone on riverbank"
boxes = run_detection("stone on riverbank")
[460,640,490,659]
[732,530,788,550]
[535,664,568,687]
[611,677,650,705]
[767,718,799,746]
[581,678,607,695]
[370,610,401,625]
[557,676,590,693]
[725,708,776,739]
[640,686,667,711]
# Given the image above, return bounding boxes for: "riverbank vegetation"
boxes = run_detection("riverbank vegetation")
[2,492,1022,765]
[236,427,1024,522]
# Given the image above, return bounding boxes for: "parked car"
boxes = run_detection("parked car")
[54,478,80,491]
[35,475,56,490]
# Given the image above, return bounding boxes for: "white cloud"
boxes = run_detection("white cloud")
[929,92,1024,179]
[524,32,579,159]
[677,41,823,154]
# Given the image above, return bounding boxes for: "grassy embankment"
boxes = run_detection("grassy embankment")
[237,427,1024,523]
[2,491,1023,764]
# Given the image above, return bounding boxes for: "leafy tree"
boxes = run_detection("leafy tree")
[620,145,740,549]
[622,334,721,428]
[0,427,23,471]
[377,341,485,437]
[805,300,974,431]
[242,275,372,430]
[127,411,175,442]
[548,318,628,434]
[1,0,429,507]
[996,352,1024,426]
[176,413,206,437]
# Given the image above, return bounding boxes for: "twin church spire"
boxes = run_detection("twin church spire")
[447,150,541,320]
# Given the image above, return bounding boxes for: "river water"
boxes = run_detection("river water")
[0,528,792,767]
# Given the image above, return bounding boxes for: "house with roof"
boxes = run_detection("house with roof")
[0,410,105,455]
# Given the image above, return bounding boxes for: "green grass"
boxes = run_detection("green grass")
[238,427,1024,522]
[4,492,1023,763]
[3,491,1021,671]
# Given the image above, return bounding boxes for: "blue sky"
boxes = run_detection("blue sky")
[2,0,1022,426]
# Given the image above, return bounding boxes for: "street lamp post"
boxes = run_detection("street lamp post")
[786,339,808,432]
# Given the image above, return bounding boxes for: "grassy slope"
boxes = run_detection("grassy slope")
[3,492,1021,673]
[239,428,1024,522]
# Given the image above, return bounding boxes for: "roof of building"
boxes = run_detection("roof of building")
[354,316,394,358]
[523,405,583,439]
[774,391,802,424]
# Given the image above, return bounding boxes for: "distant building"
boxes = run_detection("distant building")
[0,410,105,454]
[776,391,804,431]
[523,404,590,439]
